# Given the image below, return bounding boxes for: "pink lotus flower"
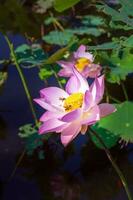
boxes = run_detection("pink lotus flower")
[34,69,116,146]
[58,45,101,78]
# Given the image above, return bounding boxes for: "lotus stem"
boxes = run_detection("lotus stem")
[90,127,132,200]
[121,82,128,101]
[5,36,38,126]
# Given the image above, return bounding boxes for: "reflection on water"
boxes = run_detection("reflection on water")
[14,139,132,200]
[0,33,133,200]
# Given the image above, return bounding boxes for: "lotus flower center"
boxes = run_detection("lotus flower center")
[75,57,91,72]
[64,93,84,112]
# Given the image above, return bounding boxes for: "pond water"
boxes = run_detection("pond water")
[0,33,133,200]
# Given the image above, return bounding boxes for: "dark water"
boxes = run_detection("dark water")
[0,33,133,200]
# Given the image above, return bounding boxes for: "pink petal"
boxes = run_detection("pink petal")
[74,45,86,58]
[72,67,89,93]
[82,105,100,125]
[99,103,116,118]
[82,64,101,78]
[65,67,89,94]
[39,118,67,134]
[88,64,101,78]
[40,111,61,122]
[78,45,86,51]
[74,45,94,62]
[40,87,68,112]
[60,109,82,122]
[90,75,104,104]
[83,90,93,111]
[40,87,68,101]
[58,68,72,77]
[76,52,94,62]
[61,122,81,146]
[34,98,57,112]
[65,75,80,94]
[57,61,73,69]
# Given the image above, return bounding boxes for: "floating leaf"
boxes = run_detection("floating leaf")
[105,49,133,84]
[123,35,133,48]
[72,27,105,37]
[54,0,80,12]
[42,30,75,46]
[90,124,119,149]
[89,41,120,50]
[109,21,132,31]
[98,101,133,142]
[97,1,133,27]
[15,44,47,66]
[81,15,105,26]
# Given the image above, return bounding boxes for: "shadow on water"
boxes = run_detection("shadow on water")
[0,32,133,200]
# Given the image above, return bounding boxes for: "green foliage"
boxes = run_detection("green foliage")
[18,124,37,138]
[44,16,57,25]
[35,0,54,14]
[15,44,47,67]
[39,67,54,80]
[19,124,51,158]
[54,0,80,12]
[72,27,105,37]
[97,0,133,28]
[123,35,133,48]
[0,0,43,36]
[89,41,120,50]
[109,21,132,31]
[0,71,8,91]
[81,15,105,26]
[90,124,119,149]
[43,30,75,46]
[59,78,66,85]
[102,49,133,84]
[43,26,104,46]
[98,101,133,142]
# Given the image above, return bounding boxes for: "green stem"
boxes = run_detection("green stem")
[5,36,38,126]
[121,82,128,101]
[49,11,64,32]
[8,149,26,181]
[50,65,64,89]
[108,95,121,103]
[90,128,132,200]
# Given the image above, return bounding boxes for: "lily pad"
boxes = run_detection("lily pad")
[98,101,133,142]
[90,124,119,149]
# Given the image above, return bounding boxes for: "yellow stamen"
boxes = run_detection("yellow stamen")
[64,93,84,112]
[75,57,91,72]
